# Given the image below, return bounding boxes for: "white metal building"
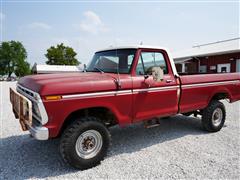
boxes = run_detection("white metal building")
[173,38,240,73]
[32,64,84,74]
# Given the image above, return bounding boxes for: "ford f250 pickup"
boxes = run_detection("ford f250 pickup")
[10,45,240,169]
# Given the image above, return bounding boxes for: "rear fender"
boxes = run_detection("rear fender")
[208,87,232,104]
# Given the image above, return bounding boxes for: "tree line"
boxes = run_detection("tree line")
[0,41,80,77]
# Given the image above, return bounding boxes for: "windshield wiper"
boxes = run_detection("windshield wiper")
[94,67,104,73]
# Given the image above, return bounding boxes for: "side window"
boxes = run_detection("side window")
[154,52,168,74]
[136,52,168,75]
[128,54,134,69]
[136,56,144,75]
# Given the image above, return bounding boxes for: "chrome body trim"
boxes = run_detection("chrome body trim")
[132,86,178,94]
[62,86,178,99]
[62,90,132,99]
[61,80,239,100]
[17,84,49,125]
[182,80,239,89]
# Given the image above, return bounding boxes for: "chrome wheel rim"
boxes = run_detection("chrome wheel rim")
[75,130,103,159]
[212,108,223,127]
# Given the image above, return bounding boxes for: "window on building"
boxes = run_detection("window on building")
[199,65,207,73]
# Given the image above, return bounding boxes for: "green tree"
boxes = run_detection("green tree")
[0,41,30,77]
[45,43,80,65]
[15,61,31,77]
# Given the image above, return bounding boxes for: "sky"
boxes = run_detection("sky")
[0,0,239,65]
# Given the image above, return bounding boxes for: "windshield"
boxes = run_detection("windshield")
[87,49,136,74]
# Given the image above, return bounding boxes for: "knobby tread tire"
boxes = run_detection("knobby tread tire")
[60,116,111,170]
[202,100,226,132]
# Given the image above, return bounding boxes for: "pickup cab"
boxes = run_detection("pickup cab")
[10,45,240,169]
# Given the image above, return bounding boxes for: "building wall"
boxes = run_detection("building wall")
[237,59,240,72]
[185,61,198,73]
[175,64,182,72]
[199,52,240,73]
[175,60,198,73]
[174,52,240,74]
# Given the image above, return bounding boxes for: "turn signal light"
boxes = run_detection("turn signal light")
[45,95,62,101]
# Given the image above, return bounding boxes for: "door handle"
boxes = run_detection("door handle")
[166,79,172,83]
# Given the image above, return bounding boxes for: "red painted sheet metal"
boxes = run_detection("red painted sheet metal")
[180,72,240,85]
[179,73,240,113]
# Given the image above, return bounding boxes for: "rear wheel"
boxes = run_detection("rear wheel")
[60,116,110,170]
[202,100,226,132]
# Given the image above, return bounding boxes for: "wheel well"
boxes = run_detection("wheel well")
[59,107,117,136]
[211,92,230,101]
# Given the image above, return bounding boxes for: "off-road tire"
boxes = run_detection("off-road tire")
[202,100,226,132]
[60,116,110,170]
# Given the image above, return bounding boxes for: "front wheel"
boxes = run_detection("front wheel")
[60,117,110,170]
[202,100,226,132]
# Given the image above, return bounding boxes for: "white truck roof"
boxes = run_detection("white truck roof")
[96,45,167,52]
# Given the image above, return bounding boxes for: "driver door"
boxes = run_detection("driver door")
[132,50,178,122]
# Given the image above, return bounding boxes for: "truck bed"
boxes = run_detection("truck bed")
[179,72,240,113]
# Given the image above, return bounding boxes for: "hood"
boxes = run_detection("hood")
[18,72,118,96]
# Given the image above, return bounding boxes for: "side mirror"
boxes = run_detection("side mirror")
[151,67,164,82]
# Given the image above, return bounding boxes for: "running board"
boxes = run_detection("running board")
[144,118,160,128]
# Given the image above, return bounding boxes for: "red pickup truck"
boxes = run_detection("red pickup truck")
[10,45,240,169]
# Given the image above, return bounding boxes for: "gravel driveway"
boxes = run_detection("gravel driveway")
[0,82,239,180]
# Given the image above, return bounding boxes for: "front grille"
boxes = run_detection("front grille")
[17,85,34,98]
[17,85,42,122]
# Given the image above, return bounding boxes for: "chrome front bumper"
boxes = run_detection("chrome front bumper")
[29,124,49,140]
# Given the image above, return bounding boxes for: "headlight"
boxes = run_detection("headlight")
[32,102,41,119]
